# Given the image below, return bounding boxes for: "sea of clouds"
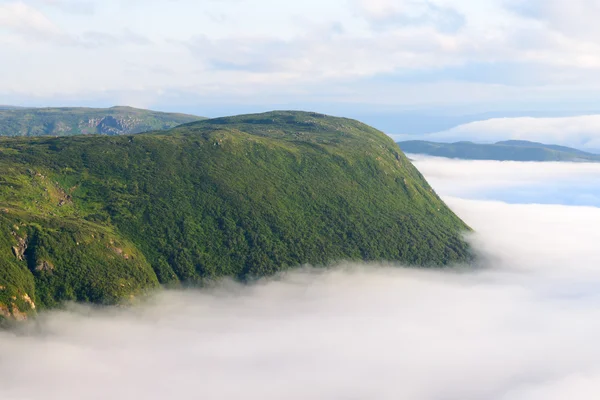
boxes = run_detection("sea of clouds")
[2,157,600,399]
[412,154,600,206]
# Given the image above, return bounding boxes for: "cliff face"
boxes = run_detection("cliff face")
[0,106,203,137]
[0,111,471,320]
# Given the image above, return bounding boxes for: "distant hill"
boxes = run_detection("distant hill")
[0,106,25,110]
[0,111,471,319]
[398,140,600,162]
[0,106,203,136]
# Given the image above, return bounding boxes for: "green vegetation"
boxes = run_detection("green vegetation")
[0,106,203,137]
[398,140,600,162]
[0,111,471,319]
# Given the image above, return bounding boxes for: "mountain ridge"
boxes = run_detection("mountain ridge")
[398,139,600,162]
[0,106,204,137]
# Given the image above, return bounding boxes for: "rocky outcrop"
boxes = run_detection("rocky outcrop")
[91,116,139,135]
[36,260,54,273]
[0,304,10,319]
[0,293,35,321]
[84,115,156,135]
[22,293,36,310]
[11,233,27,261]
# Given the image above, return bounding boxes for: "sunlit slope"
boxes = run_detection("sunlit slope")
[0,111,471,318]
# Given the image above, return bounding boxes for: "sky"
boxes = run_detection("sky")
[2,0,600,119]
[4,158,600,399]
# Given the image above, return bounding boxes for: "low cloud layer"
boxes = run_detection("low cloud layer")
[2,158,600,399]
[412,155,600,206]
[399,114,600,151]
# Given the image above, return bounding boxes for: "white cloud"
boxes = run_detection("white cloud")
[412,155,600,198]
[36,0,95,15]
[356,0,466,33]
[2,159,600,398]
[2,0,600,109]
[0,1,63,38]
[506,0,600,41]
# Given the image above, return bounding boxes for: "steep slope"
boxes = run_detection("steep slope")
[398,140,600,162]
[0,111,471,319]
[0,106,203,137]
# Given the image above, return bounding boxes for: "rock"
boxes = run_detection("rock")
[0,296,36,321]
[22,294,35,310]
[0,304,10,319]
[112,247,130,260]
[10,306,28,321]
[12,235,27,261]
[36,260,54,273]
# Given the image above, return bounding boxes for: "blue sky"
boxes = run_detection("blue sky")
[2,0,600,118]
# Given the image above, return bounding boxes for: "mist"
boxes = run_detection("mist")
[2,158,600,399]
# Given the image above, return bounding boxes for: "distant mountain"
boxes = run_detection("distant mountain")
[0,111,471,319]
[0,106,204,137]
[398,140,600,162]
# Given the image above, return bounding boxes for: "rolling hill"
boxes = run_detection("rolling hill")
[398,140,600,162]
[0,106,203,137]
[0,111,471,320]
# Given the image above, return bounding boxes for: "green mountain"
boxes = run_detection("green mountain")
[0,111,471,320]
[0,106,203,137]
[398,140,600,162]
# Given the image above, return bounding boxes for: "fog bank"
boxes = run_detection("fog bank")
[413,155,600,206]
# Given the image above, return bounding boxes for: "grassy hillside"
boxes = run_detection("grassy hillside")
[398,140,600,162]
[0,106,203,137]
[0,111,471,319]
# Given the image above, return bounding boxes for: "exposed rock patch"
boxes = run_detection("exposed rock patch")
[0,304,10,319]
[22,293,35,310]
[11,307,28,321]
[36,260,54,273]
[11,234,27,261]
[112,247,130,260]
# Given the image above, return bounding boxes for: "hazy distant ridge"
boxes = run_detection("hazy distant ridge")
[0,106,203,137]
[398,140,600,162]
